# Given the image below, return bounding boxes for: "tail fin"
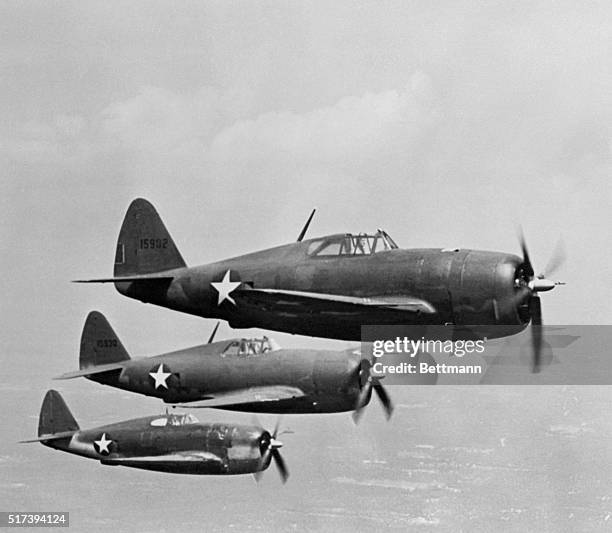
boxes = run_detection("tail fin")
[80,311,130,370]
[114,198,186,277]
[38,390,79,438]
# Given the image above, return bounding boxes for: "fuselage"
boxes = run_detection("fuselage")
[90,343,362,413]
[44,415,269,475]
[115,236,530,341]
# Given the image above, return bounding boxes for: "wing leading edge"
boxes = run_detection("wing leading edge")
[174,385,306,409]
[235,288,436,314]
[101,451,224,465]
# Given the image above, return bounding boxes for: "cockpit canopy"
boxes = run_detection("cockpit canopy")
[307,230,398,257]
[221,337,281,357]
[150,413,199,427]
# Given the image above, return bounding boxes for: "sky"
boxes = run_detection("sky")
[1,2,612,530]
[2,1,612,356]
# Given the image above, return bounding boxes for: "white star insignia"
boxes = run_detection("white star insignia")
[211,270,241,306]
[94,433,112,455]
[149,363,171,389]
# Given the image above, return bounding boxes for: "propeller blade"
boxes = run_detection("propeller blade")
[542,239,566,278]
[254,448,270,483]
[517,226,534,277]
[529,296,543,373]
[272,417,282,439]
[272,449,289,483]
[352,381,371,424]
[514,226,564,373]
[372,381,394,420]
[255,418,289,482]
[352,358,394,422]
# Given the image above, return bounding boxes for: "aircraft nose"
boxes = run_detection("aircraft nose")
[494,253,524,298]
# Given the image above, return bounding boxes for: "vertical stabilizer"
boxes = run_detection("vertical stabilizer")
[114,198,186,277]
[80,311,130,369]
[38,390,79,437]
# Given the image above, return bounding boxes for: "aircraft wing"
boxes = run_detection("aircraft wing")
[55,362,127,380]
[20,430,78,443]
[175,385,306,409]
[235,288,436,314]
[100,451,224,465]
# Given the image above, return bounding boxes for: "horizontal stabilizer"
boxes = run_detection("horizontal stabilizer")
[175,386,306,409]
[55,362,127,380]
[73,274,174,284]
[20,430,77,443]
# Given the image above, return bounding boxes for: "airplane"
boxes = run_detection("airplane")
[76,199,564,371]
[21,390,289,481]
[56,311,395,422]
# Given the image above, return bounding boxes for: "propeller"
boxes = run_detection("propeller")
[352,359,394,423]
[254,419,289,483]
[514,228,565,372]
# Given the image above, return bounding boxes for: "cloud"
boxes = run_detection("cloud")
[2,73,442,224]
[207,71,437,167]
[1,114,89,166]
[101,86,219,152]
[86,71,440,183]
[1,74,441,214]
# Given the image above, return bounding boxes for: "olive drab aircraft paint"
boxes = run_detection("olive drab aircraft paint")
[22,391,289,481]
[56,311,396,421]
